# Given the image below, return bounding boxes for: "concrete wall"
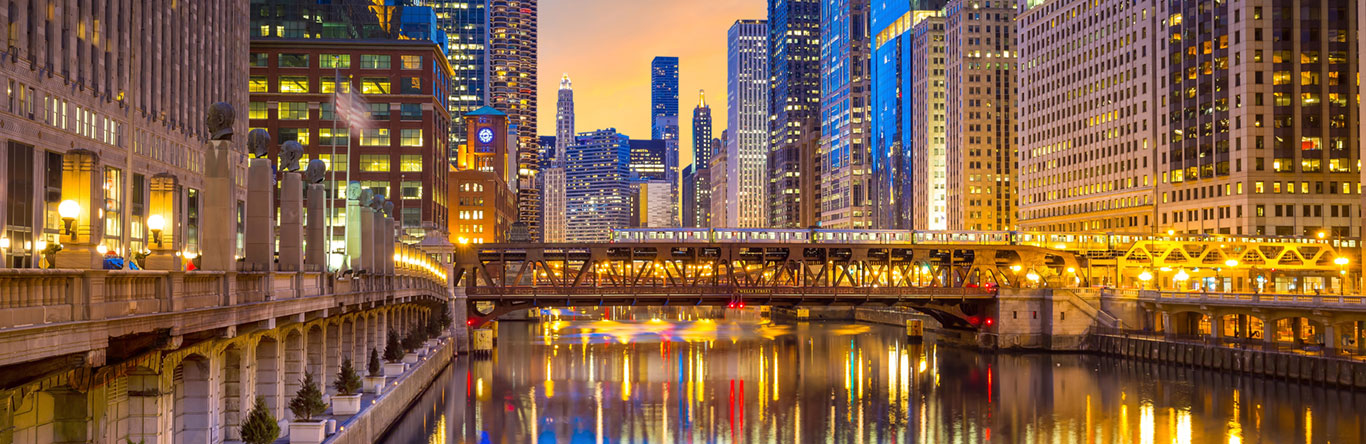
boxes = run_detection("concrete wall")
[326,338,455,444]
[1093,335,1366,388]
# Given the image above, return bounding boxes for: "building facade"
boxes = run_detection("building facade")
[450,106,517,244]
[249,40,453,243]
[432,0,490,161]
[0,1,249,268]
[689,92,715,227]
[566,129,632,242]
[728,20,772,228]
[819,0,875,229]
[910,14,949,230]
[710,132,732,227]
[943,0,1016,230]
[768,0,824,228]
[488,0,541,240]
[542,74,573,242]
[629,139,668,181]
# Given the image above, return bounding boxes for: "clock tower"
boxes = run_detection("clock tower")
[459,106,511,184]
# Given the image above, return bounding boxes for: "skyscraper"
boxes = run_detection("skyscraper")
[488,0,541,240]
[693,90,715,167]
[690,91,714,226]
[819,0,874,229]
[943,0,1015,231]
[909,14,947,231]
[543,74,573,242]
[651,56,682,227]
[432,0,489,162]
[768,0,823,228]
[727,20,772,228]
[566,129,633,242]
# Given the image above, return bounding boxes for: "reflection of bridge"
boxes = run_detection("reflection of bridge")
[455,235,1362,328]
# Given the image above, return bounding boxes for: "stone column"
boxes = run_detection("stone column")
[244,157,275,271]
[201,130,238,271]
[278,172,304,271]
[305,183,326,269]
[1210,315,1223,341]
[346,187,368,271]
[1323,324,1337,352]
[360,206,375,273]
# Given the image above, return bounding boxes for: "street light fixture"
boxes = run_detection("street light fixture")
[147,214,166,248]
[58,200,80,236]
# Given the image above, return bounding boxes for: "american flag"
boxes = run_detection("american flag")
[334,78,370,130]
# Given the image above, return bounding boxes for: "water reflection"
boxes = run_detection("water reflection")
[383,317,1366,443]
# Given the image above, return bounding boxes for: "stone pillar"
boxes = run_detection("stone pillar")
[1210,315,1223,340]
[346,188,365,271]
[360,206,375,273]
[451,289,470,354]
[202,139,237,271]
[305,183,327,269]
[384,218,395,274]
[1324,324,1337,352]
[1160,312,1171,336]
[279,172,304,271]
[244,157,275,271]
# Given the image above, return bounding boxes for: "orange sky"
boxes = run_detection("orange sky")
[538,0,766,169]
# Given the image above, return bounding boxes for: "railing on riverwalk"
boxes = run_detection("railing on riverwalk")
[1088,326,1366,361]
[1114,289,1366,311]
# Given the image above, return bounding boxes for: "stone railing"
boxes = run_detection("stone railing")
[1136,290,1366,310]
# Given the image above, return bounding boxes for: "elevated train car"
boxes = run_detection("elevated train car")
[609,228,1352,251]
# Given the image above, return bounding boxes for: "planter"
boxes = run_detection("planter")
[425,338,440,349]
[403,352,418,364]
[383,362,406,378]
[364,375,386,394]
[289,421,327,444]
[331,393,362,416]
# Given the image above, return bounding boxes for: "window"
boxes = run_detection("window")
[360,55,391,69]
[360,78,390,94]
[369,103,390,120]
[360,129,391,146]
[320,54,350,69]
[319,128,349,146]
[360,181,389,198]
[104,166,123,252]
[248,102,267,119]
[360,155,390,172]
[249,76,269,92]
[279,102,308,120]
[400,155,423,172]
[279,76,310,93]
[400,129,423,147]
[399,77,423,94]
[401,55,422,70]
[401,181,422,199]
[315,153,347,172]
[402,207,420,227]
[250,52,268,67]
[321,76,351,94]
[400,103,422,120]
[278,53,309,68]
[320,103,334,120]
[278,128,309,145]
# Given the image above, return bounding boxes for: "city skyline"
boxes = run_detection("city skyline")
[538,0,766,169]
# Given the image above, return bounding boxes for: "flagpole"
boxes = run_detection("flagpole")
[344,91,353,271]
[329,60,340,271]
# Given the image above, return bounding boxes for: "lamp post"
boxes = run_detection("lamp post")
[1138,270,1153,290]
[58,200,80,237]
[1224,259,1239,292]
[147,214,166,248]
[1335,256,1349,294]
[1174,269,1190,292]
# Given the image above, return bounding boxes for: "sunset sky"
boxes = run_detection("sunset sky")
[538,0,767,168]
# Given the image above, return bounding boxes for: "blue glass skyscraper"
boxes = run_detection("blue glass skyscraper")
[651,57,681,140]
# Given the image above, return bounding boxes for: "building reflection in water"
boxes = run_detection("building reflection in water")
[381,312,1366,443]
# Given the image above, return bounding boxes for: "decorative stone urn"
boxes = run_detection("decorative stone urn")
[331,394,362,416]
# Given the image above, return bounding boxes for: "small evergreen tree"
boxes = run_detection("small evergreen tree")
[437,309,453,330]
[288,372,328,422]
[384,329,404,362]
[334,358,363,395]
[367,348,382,376]
[425,316,443,338]
[401,329,423,352]
[240,396,280,444]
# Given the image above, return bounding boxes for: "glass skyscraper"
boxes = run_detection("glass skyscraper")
[819,0,873,229]
[432,0,489,163]
[727,19,771,228]
[567,129,633,242]
[768,0,822,228]
[651,57,681,140]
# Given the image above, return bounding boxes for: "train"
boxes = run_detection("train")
[609,228,1352,251]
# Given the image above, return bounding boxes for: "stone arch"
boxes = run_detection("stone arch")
[1265,316,1323,345]
[1167,310,1210,336]
[254,336,281,419]
[283,329,306,412]
[14,385,90,444]
[1213,312,1266,340]
[125,366,161,443]
[220,344,244,441]
[173,354,212,444]
[307,324,326,388]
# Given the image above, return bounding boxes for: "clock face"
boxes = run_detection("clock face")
[477,128,495,144]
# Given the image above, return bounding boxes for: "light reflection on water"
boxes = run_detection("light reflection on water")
[382,317,1366,443]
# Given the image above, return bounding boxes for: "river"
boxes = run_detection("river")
[380,313,1366,443]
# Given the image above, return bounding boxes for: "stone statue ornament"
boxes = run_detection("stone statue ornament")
[205,102,235,140]
[280,141,304,172]
[369,194,384,211]
[359,187,373,205]
[383,201,395,220]
[247,128,271,158]
[305,159,327,184]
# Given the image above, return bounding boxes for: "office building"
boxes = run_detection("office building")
[769,0,824,228]
[632,180,674,228]
[711,131,733,227]
[566,129,632,242]
[450,107,518,244]
[727,19,772,228]
[488,0,541,240]
[694,91,715,168]
[943,0,1016,230]
[432,0,489,161]
[630,139,668,181]
[543,74,573,242]
[819,0,874,229]
[910,14,948,230]
[652,57,681,140]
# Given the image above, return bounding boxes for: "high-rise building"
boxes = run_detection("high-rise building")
[631,180,674,228]
[566,129,632,242]
[1017,0,1157,233]
[651,57,682,227]
[693,90,715,167]
[629,139,668,181]
[909,14,948,231]
[688,91,715,227]
[819,0,874,229]
[1151,0,1357,236]
[943,0,1016,231]
[488,0,541,240]
[769,0,824,228]
[728,19,772,228]
[0,1,248,268]
[542,74,573,242]
[450,107,518,244]
[432,0,489,162]
[711,131,733,227]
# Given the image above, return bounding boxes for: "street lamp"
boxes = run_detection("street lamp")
[1335,257,1350,294]
[1138,270,1153,290]
[147,214,166,248]
[58,200,80,236]
[1174,269,1190,290]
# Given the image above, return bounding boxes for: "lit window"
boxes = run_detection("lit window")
[361,78,390,94]
[279,76,310,93]
[278,128,309,145]
[359,155,390,172]
[401,55,422,70]
[279,102,308,120]
[321,76,351,94]
[400,155,423,172]
[400,129,423,147]
[320,54,351,69]
[315,154,347,172]
[319,128,349,146]
[249,76,268,92]
[401,181,422,199]
[360,128,391,146]
[278,53,309,68]
[360,55,391,69]
[248,102,267,120]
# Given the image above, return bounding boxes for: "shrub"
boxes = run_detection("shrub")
[384,329,404,362]
[288,372,328,422]
[401,329,423,352]
[367,348,382,376]
[240,396,280,444]
[334,358,362,395]
[425,316,443,338]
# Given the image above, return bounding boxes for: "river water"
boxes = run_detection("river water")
[381,314,1366,443]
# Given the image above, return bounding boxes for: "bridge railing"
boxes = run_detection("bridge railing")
[1134,290,1366,309]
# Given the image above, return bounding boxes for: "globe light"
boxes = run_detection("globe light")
[147,214,166,248]
[1224,259,1239,267]
[1335,257,1349,266]
[1138,271,1153,282]
[1174,269,1190,281]
[58,200,81,235]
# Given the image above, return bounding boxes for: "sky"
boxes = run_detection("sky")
[538,0,767,169]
